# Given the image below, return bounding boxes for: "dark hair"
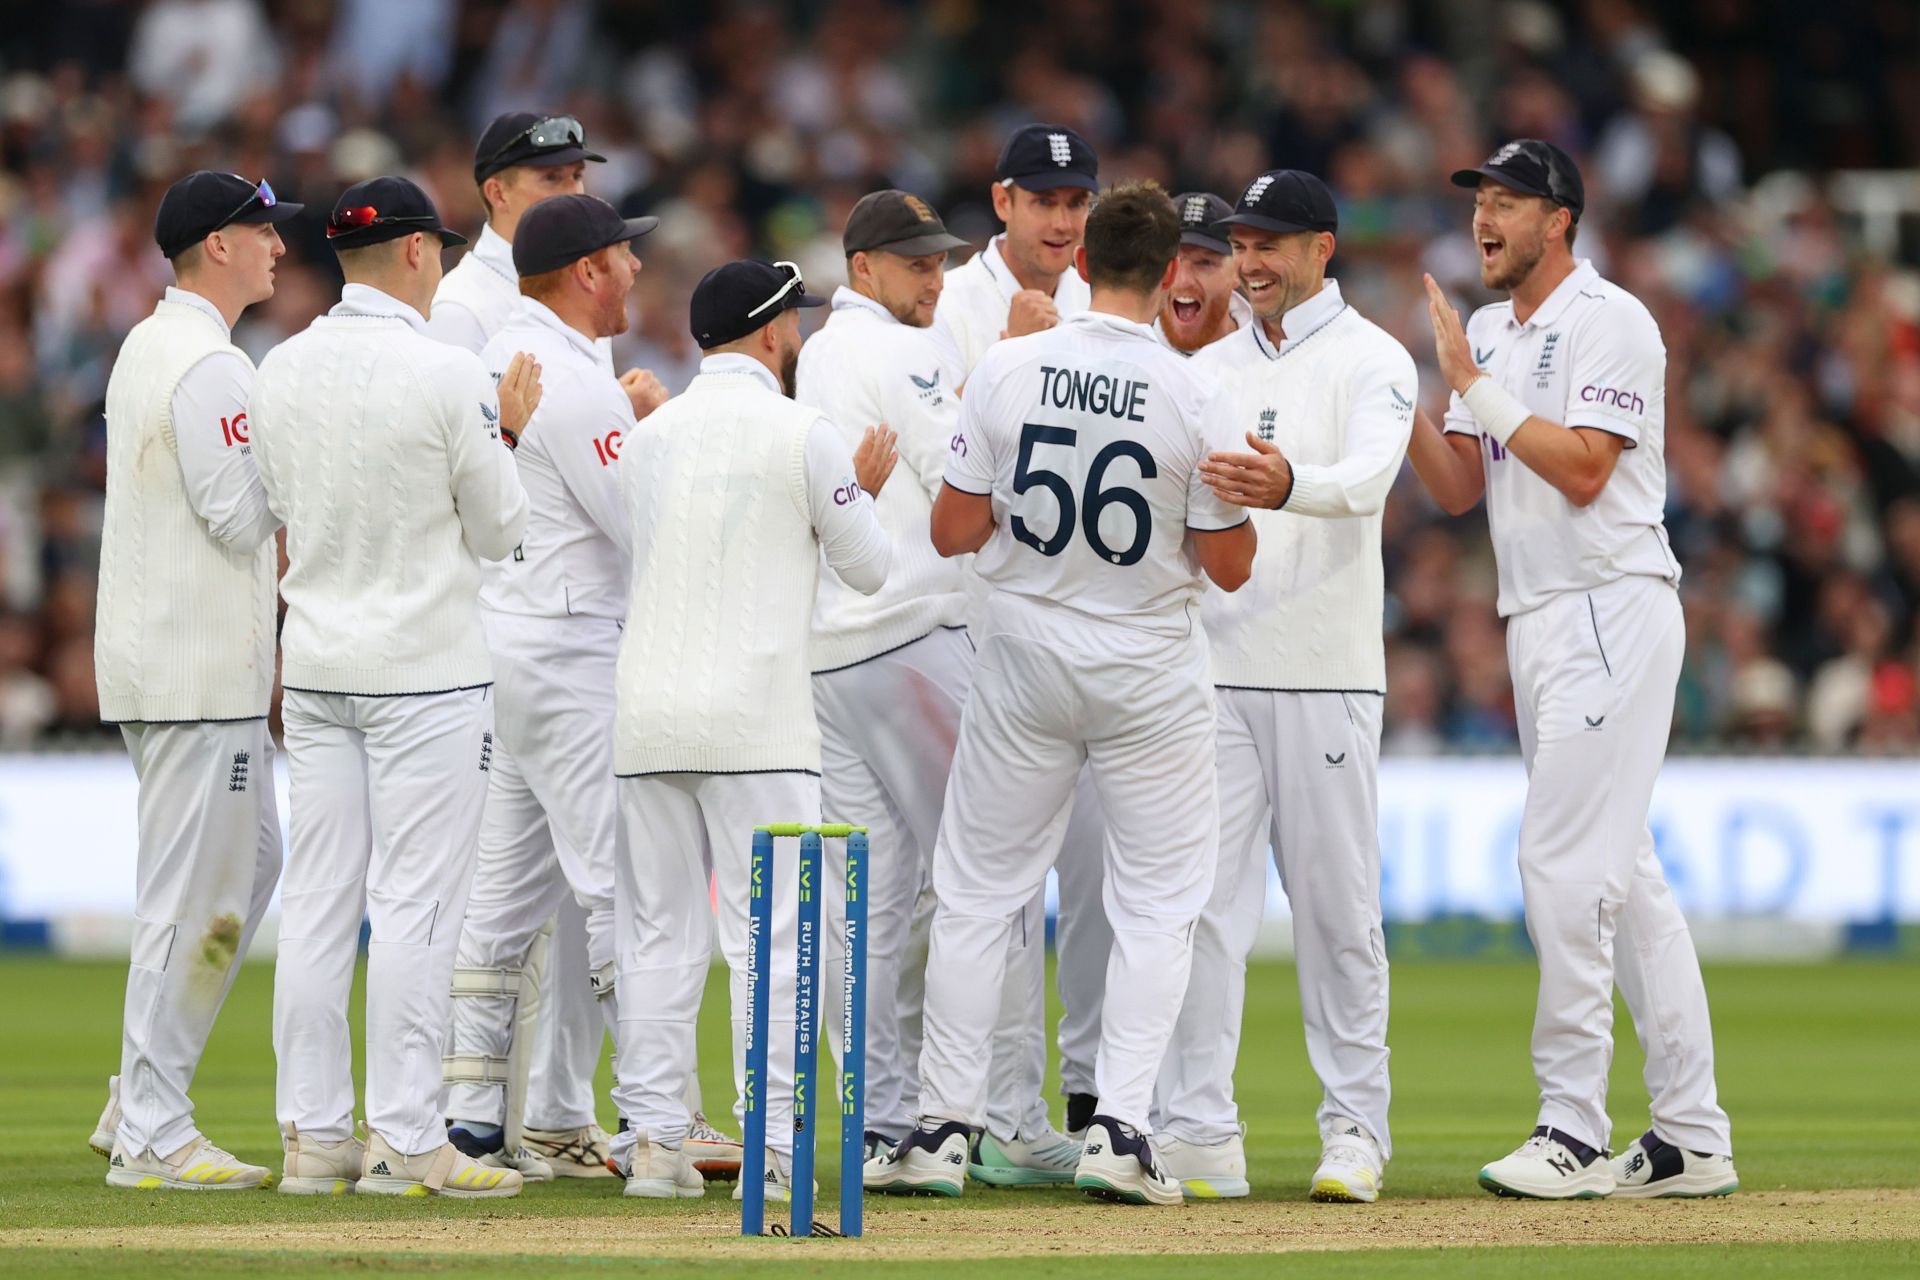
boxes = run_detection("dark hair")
[1083,181,1180,295]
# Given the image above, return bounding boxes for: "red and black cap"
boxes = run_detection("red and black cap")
[1174,191,1235,253]
[154,171,304,259]
[1451,139,1585,223]
[325,176,468,250]
[996,123,1099,193]
[474,112,606,184]
[689,259,825,350]
[1218,170,1338,236]
[512,193,657,277]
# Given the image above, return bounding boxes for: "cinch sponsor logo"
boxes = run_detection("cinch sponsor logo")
[833,482,864,506]
[1580,384,1644,415]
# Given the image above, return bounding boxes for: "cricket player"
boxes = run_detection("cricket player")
[1156,170,1413,1203]
[91,171,301,1191]
[252,177,542,1198]
[1153,192,1252,355]
[794,189,972,1158]
[867,181,1258,1207]
[441,194,670,1182]
[608,259,896,1200]
[934,122,1112,1183]
[1410,140,1737,1199]
[428,111,691,1177]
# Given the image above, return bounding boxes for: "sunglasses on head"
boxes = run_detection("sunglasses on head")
[480,115,587,170]
[326,205,440,239]
[747,261,805,319]
[220,178,277,229]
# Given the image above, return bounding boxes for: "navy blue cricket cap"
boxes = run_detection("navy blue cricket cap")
[689,259,826,349]
[1174,191,1235,253]
[512,194,657,277]
[325,176,468,250]
[474,111,607,184]
[996,123,1099,193]
[1452,139,1585,222]
[154,171,304,259]
[1219,170,1338,236]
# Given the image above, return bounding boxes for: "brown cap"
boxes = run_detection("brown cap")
[843,189,970,258]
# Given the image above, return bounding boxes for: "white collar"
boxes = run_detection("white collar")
[513,296,601,361]
[472,223,517,285]
[977,235,1074,305]
[1511,258,1598,330]
[1066,309,1158,342]
[163,286,231,338]
[331,283,429,333]
[699,352,782,394]
[1252,278,1346,360]
[830,285,903,325]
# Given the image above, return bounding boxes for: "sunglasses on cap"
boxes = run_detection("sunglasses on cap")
[479,115,587,170]
[220,178,278,229]
[747,261,806,319]
[326,205,442,239]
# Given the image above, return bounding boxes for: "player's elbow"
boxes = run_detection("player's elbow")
[1563,467,1609,509]
[1435,485,1481,517]
[930,488,992,557]
[1195,522,1257,592]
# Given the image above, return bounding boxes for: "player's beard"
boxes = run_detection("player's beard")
[884,291,931,328]
[1162,289,1232,353]
[779,341,800,398]
[1483,226,1547,292]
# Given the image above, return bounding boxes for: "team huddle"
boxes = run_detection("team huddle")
[89,112,1740,1209]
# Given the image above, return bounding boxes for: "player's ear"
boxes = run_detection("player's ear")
[1317,231,1336,267]
[991,181,1013,223]
[1157,256,1178,291]
[1074,244,1090,284]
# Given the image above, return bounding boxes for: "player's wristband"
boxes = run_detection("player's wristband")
[1461,375,1530,447]
[500,426,519,451]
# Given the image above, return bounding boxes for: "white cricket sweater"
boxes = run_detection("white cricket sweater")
[1193,285,1417,693]
[96,296,276,722]
[614,357,889,775]
[796,287,968,672]
[250,284,529,696]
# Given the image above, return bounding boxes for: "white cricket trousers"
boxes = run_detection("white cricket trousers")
[610,771,816,1162]
[448,612,621,1128]
[273,686,493,1156]
[1157,689,1391,1152]
[814,627,972,1141]
[1510,575,1730,1155]
[920,595,1217,1134]
[115,719,282,1156]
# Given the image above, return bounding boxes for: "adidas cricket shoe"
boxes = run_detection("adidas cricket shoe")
[1311,1119,1384,1203]
[1075,1116,1183,1206]
[523,1123,614,1178]
[105,1136,268,1191]
[1611,1130,1739,1198]
[685,1111,744,1181]
[1157,1127,1250,1199]
[622,1134,705,1199]
[356,1133,523,1198]
[447,1121,553,1182]
[865,1120,969,1197]
[88,1075,121,1158]
[1479,1126,1614,1199]
[278,1124,364,1195]
[968,1124,1082,1186]
[731,1148,815,1202]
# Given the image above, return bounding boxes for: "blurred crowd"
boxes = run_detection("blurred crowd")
[1,0,1917,753]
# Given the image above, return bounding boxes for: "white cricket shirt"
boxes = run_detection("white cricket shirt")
[932,235,1091,378]
[944,310,1246,638]
[1444,258,1680,617]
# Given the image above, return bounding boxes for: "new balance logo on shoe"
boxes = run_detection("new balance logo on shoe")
[1624,1151,1646,1176]
[368,1161,391,1176]
[1548,1155,1576,1176]
[1085,1143,1103,1156]
[944,1151,964,1166]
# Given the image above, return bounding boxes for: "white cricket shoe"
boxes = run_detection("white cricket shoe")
[967,1124,1083,1186]
[1611,1130,1739,1198]
[105,1136,269,1191]
[1311,1118,1384,1203]
[622,1134,705,1199]
[864,1120,969,1197]
[1074,1115,1183,1206]
[1157,1127,1250,1199]
[356,1132,523,1198]
[686,1112,744,1181]
[278,1125,364,1195]
[523,1123,614,1178]
[731,1148,815,1202]
[88,1076,121,1158]
[448,1122,554,1182]
[1479,1126,1614,1199]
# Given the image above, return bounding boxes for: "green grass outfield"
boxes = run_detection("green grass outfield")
[1,955,1915,1277]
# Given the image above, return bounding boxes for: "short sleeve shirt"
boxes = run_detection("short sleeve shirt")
[1443,259,1681,616]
